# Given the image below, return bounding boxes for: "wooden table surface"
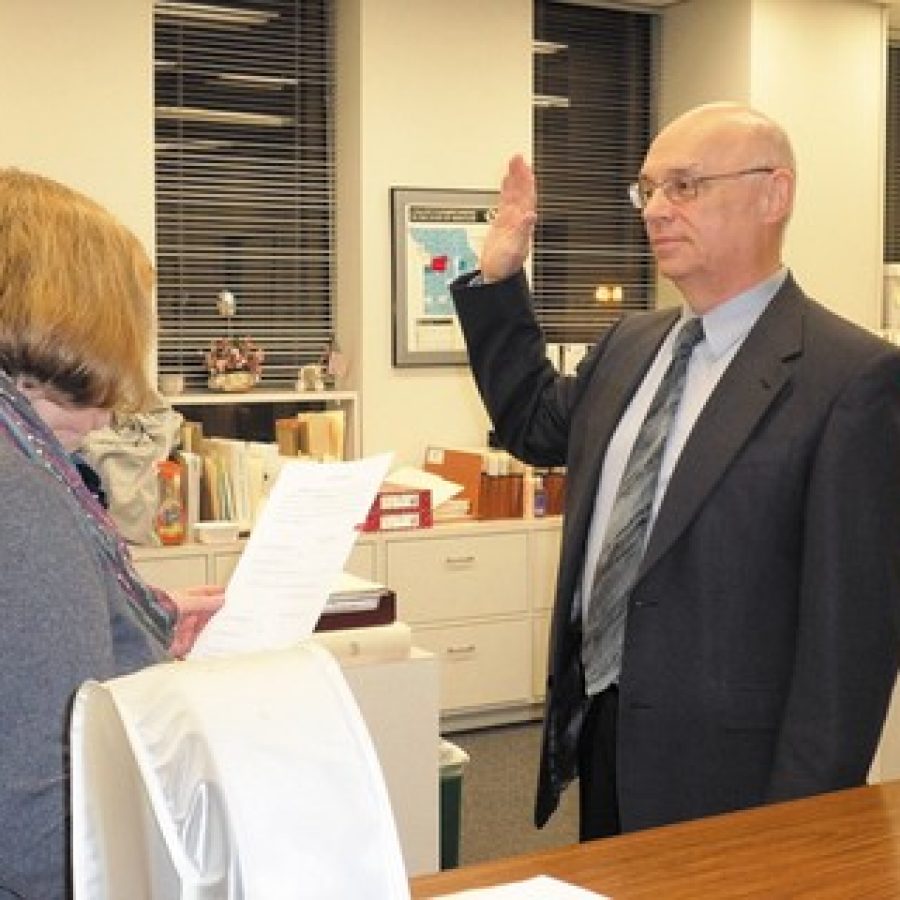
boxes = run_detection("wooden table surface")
[410,780,900,898]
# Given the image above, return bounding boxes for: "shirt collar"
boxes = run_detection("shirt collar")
[686,267,788,360]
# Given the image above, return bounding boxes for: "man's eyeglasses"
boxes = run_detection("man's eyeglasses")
[628,167,776,211]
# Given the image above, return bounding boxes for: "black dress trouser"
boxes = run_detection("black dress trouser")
[577,686,621,840]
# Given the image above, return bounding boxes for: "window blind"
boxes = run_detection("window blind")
[886,43,900,263]
[154,0,334,390]
[533,1,656,343]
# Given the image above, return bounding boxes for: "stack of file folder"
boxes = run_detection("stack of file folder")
[317,573,396,632]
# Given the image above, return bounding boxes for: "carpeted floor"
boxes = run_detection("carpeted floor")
[449,720,579,866]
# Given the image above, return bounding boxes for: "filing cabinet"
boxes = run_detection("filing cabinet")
[385,531,530,714]
[132,517,562,727]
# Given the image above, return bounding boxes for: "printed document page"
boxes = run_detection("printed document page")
[189,453,392,658]
[436,876,607,898]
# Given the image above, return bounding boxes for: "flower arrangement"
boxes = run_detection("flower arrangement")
[204,337,264,391]
[205,337,264,375]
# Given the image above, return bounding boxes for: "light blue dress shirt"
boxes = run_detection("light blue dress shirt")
[579,268,788,653]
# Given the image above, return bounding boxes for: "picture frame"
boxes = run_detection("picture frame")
[390,186,498,367]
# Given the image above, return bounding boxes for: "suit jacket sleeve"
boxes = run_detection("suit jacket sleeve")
[451,270,603,467]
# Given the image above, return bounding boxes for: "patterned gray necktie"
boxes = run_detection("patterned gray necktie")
[582,317,705,694]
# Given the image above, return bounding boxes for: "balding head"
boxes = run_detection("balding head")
[659,102,795,171]
[638,102,797,311]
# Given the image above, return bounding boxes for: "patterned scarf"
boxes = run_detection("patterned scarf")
[0,372,176,647]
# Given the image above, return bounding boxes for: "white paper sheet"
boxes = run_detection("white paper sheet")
[435,875,611,900]
[386,465,463,509]
[189,453,393,659]
[436,876,607,899]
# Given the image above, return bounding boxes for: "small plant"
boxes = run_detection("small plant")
[204,337,265,377]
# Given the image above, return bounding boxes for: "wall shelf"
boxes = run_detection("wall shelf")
[167,389,360,459]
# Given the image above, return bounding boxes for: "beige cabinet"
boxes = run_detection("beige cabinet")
[528,525,561,612]
[387,532,528,623]
[345,540,378,581]
[133,536,378,591]
[211,550,241,585]
[132,548,208,589]
[133,542,241,590]
[412,620,531,713]
[381,520,561,726]
[384,530,531,717]
[532,613,551,701]
[334,648,440,876]
[527,524,561,701]
[132,517,563,727]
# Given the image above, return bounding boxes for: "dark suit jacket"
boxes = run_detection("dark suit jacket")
[451,270,900,832]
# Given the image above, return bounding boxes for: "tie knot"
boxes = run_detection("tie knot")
[672,317,704,361]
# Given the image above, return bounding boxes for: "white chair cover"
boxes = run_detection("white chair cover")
[70,642,410,899]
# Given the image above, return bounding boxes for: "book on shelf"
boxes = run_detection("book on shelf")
[276,409,346,462]
[176,398,353,535]
[189,437,287,531]
[275,418,301,456]
[175,450,202,538]
[179,420,204,454]
[244,442,282,529]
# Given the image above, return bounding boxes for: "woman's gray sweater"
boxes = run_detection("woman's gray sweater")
[0,441,165,899]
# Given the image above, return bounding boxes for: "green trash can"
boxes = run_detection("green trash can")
[439,739,470,869]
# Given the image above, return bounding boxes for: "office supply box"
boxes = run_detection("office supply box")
[423,446,485,518]
[361,483,433,532]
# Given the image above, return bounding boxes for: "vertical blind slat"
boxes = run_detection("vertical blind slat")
[886,44,900,263]
[533,1,655,342]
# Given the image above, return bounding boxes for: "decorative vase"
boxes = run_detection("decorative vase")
[158,373,186,396]
[208,371,258,393]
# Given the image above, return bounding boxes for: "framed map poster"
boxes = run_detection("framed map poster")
[391,187,498,366]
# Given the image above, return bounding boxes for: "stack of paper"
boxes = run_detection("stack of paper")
[433,497,471,521]
[327,572,390,613]
[386,465,465,521]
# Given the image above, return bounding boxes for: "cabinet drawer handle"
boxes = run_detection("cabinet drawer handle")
[445,644,476,656]
[445,555,475,566]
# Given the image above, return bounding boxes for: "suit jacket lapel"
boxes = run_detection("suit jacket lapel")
[638,279,805,579]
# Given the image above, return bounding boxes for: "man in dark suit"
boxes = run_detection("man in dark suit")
[451,102,900,840]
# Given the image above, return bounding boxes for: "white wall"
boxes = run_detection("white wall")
[337,0,533,465]
[751,0,886,326]
[0,0,154,254]
[660,0,752,121]
[661,0,887,328]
